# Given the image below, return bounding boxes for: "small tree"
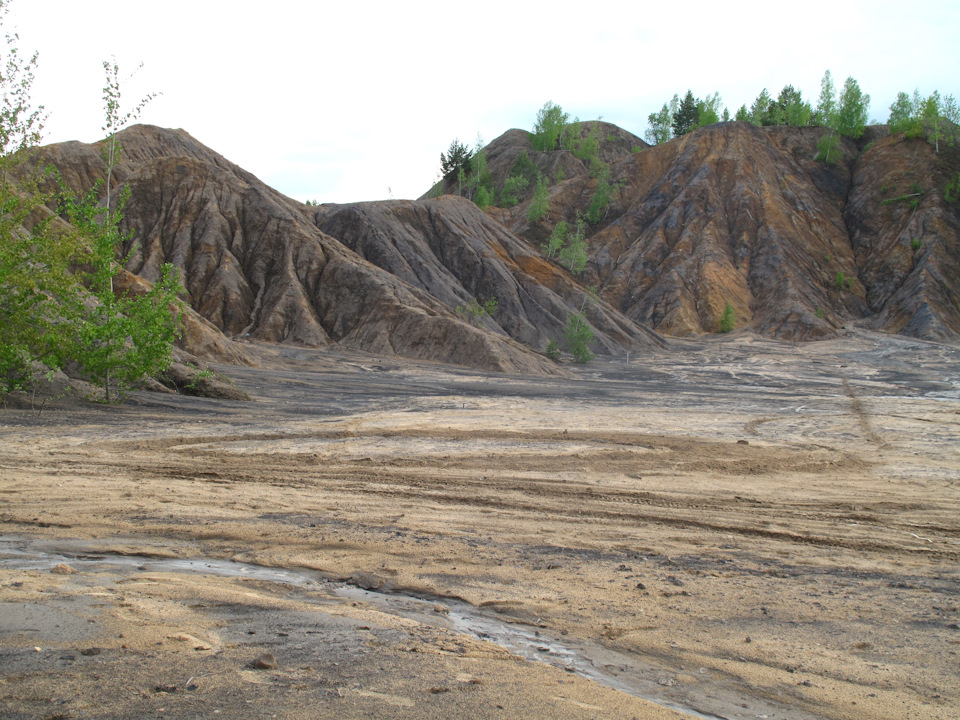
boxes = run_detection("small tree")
[532,101,569,151]
[0,0,85,394]
[814,69,837,127]
[750,88,772,126]
[672,90,699,137]
[541,219,568,259]
[645,103,672,145]
[586,166,617,224]
[441,138,473,178]
[499,174,528,207]
[888,90,959,150]
[835,76,870,139]
[718,303,735,333]
[456,296,497,325]
[66,59,183,402]
[556,214,588,274]
[888,91,920,136]
[775,85,812,127]
[64,182,183,403]
[564,312,594,363]
[816,131,842,165]
[527,173,550,224]
[569,120,602,171]
[545,338,561,362]
[466,141,493,205]
[921,91,943,153]
[696,92,724,128]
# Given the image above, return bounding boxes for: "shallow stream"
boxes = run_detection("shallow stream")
[1,535,821,720]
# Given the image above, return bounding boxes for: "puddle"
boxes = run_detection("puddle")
[0,535,817,720]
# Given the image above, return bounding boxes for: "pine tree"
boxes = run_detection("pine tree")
[440,138,473,178]
[671,90,699,137]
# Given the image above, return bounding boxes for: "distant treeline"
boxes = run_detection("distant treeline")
[645,70,958,151]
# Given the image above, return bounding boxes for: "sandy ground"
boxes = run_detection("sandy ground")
[1,330,958,720]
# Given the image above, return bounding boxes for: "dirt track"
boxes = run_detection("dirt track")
[1,331,958,719]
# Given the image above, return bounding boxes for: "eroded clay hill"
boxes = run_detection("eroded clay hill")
[482,122,960,341]
[38,119,959,380]
[41,126,568,375]
[310,197,662,356]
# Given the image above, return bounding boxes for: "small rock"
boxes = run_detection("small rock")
[249,653,278,670]
[51,563,77,575]
[737,439,749,445]
[80,647,102,656]
[744,636,752,644]
[657,676,676,687]
[433,603,449,614]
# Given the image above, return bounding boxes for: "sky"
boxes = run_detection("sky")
[7,0,959,204]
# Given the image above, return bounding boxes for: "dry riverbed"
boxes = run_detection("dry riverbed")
[1,330,958,720]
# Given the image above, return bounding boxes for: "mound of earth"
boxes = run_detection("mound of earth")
[472,122,960,342]
[311,196,662,356]
[40,126,567,376]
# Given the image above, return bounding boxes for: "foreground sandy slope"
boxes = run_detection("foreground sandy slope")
[1,331,958,720]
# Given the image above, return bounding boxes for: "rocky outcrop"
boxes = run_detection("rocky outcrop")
[42,126,570,375]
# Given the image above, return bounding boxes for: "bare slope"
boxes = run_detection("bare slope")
[489,122,960,342]
[844,133,960,341]
[311,196,662,356]
[41,126,565,375]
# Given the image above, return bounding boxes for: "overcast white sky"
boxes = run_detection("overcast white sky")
[8,0,959,203]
